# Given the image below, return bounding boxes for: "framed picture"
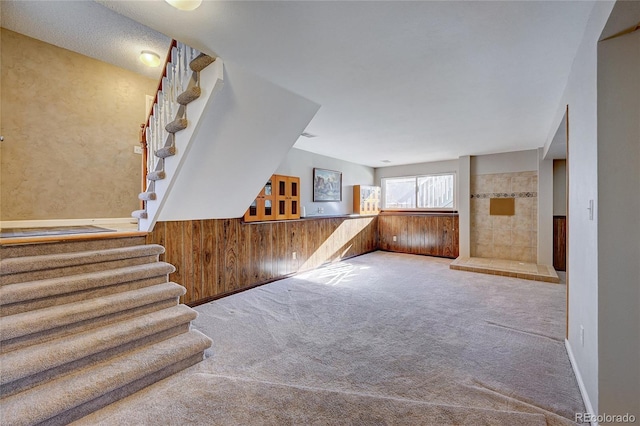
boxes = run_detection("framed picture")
[313,168,342,202]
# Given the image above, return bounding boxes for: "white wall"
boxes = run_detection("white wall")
[375,159,460,182]
[543,0,615,415]
[553,160,567,216]
[470,149,538,175]
[277,148,375,217]
[538,149,553,265]
[458,156,471,257]
[159,62,320,221]
[597,27,640,417]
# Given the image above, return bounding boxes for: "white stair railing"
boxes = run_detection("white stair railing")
[145,42,201,181]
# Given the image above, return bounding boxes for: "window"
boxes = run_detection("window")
[383,173,455,209]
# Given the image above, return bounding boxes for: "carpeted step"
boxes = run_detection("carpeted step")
[2,273,178,319]
[131,209,148,219]
[146,170,166,181]
[165,117,188,134]
[0,262,175,312]
[177,86,201,105]
[189,53,216,72]
[155,145,176,159]
[1,305,198,397]
[138,191,156,201]
[0,245,165,285]
[0,330,212,426]
[0,282,186,353]
[0,236,147,259]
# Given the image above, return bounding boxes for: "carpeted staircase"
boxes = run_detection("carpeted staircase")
[0,235,212,425]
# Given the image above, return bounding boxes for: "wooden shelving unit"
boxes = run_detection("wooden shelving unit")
[353,185,381,215]
[244,175,300,222]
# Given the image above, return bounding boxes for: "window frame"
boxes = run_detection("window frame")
[381,172,457,211]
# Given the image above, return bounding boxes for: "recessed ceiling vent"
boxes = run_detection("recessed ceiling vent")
[300,132,317,138]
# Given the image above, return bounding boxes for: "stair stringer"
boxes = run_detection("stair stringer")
[138,59,224,232]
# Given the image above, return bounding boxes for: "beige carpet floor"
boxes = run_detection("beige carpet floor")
[76,251,584,425]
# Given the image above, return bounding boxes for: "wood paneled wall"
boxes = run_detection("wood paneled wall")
[553,216,566,271]
[378,213,459,258]
[147,216,378,305]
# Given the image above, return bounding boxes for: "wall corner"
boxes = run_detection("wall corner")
[458,155,471,258]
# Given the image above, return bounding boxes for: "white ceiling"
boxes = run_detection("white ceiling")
[2,0,596,168]
[0,0,171,80]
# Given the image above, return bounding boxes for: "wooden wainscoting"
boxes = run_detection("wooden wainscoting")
[553,216,566,271]
[147,216,378,305]
[378,212,459,258]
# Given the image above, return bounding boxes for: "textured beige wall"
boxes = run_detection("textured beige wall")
[0,29,157,220]
[470,171,538,263]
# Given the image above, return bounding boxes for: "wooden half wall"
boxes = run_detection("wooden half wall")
[378,212,459,258]
[147,216,378,305]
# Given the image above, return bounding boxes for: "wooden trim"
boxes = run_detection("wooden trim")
[0,218,136,228]
[140,123,148,198]
[379,210,459,217]
[565,104,570,339]
[0,231,148,246]
[553,216,567,271]
[242,214,379,225]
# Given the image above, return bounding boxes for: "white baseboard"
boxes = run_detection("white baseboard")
[565,339,598,426]
[1,218,137,229]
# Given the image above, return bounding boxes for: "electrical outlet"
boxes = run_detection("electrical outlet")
[580,325,585,347]
[292,252,297,260]
[133,146,143,155]
[392,235,397,242]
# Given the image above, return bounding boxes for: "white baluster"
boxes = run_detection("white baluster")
[157,92,163,148]
[153,102,158,155]
[162,77,169,126]
[182,45,187,89]
[145,125,152,181]
[176,42,182,92]
[167,64,175,119]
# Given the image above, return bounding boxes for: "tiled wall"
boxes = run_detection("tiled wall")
[470,171,537,262]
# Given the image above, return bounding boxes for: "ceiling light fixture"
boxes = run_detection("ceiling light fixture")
[381,160,392,163]
[165,0,202,11]
[301,132,317,138]
[139,50,161,67]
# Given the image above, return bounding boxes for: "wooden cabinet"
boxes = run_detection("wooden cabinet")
[244,175,300,222]
[244,178,275,222]
[275,175,300,220]
[353,185,381,215]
